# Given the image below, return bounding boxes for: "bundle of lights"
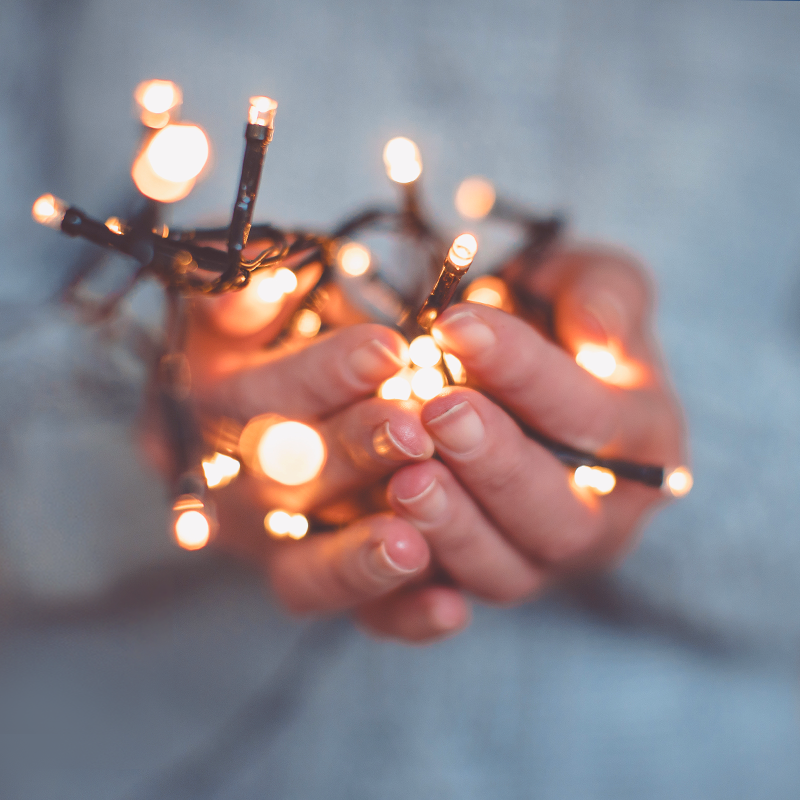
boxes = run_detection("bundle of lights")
[33,81,692,549]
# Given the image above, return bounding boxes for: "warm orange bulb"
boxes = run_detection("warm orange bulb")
[454,176,496,219]
[257,421,326,486]
[666,467,693,497]
[572,465,616,496]
[248,96,278,127]
[146,124,209,182]
[448,233,478,268]
[409,335,442,368]
[337,242,371,277]
[135,80,182,128]
[575,345,617,380]
[379,373,413,401]
[32,194,67,228]
[174,509,211,550]
[411,367,445,400]
[383,137,422,184]
[202,453,241,489]
[295,309,322,338]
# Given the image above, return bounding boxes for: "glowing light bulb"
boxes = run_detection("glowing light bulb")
[295,309,322,338]
[174,510,211,550]
[257,420,326,486]
[465,276,509,310]
[383,137,422,184]
[666,466,693,497]
[455,176,496,219]
[255,272,284,303]
[274,267,298,295]
[443,352,466,384]
[32,194,67,229]
[448,233,479,268]
[337,242,371,277]
[105,217,124,235]
[135,80,182,128]
[131,152,195,202]
[265,510,309,540]
[573,465,617,496]
[409,335,442,368]
[411,367,445,400]
[379,374,413,400]
[575,345,617,380]
[146,124,209,182]
[202,452,241,489]
[248,96,278,127]
[287,514,309,540]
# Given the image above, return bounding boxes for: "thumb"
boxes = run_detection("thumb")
[553,250,656,388]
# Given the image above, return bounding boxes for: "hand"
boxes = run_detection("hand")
[365,245,686,635]
[177,274,471,642]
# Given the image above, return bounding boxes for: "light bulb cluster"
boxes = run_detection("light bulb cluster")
[33,80,693,552]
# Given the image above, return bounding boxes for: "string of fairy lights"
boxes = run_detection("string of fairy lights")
[32,81,692,552]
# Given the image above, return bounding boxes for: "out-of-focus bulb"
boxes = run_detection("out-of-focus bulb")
[464,276,508,309]
[202,452,241,489]
[411,367,445,400]
[443,352,466,384]
[448,233,479,268]
[257,420,326,486]
[135,79,182,128]
[383,137,422,184]
[131,151,195,202]
[379,373,413,401]
[248,96,278,127]
[573,465,616,496]
[455,176,496,219]
[32,194,67,229]
[337,242,371,277]
[174,510,211,550]
[295,309,322,338]
[146,124,209,182]
[105,217,124,235]
[255,268,297,304]
[575,345,617,380]
[666,466,693,497]
[409,335,442,368]
[264,510,309,540]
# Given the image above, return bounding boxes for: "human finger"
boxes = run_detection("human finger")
[248,397,434,512]
[267,514,430,615]
[431,302,671,458]
[420,387,608,566]
[354,584,471,643]
[387,460,546,602]
[202,323,410,422]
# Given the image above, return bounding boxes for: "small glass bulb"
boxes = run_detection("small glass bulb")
[32,194,67,229]
[202,453,241,489]
[135,79,182,128]
[274,267,298,295]
[146,124,209,183]
[454,176,496,219]
[337,242,371,277]
[265,509,293,536]
[383,137,422,184]
[448,233,478,268]
[248,96,278,127]
[575,345,617,380]
[257,420,326,486]
[379,374,413,401]
[666,466,693,497]
[295,309,322,338]
[409,335,442,368]
[173,509,211,550]
[411,367,445,400]
[573,465,616,496]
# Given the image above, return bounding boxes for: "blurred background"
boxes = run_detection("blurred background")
[3,0,800,797]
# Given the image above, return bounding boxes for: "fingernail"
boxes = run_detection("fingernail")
[425,401,485,454]
[395,478,448,524]
[433,311,496,357]
[369,541,420,576]
[372,421,429,461]
[349,339,408,384]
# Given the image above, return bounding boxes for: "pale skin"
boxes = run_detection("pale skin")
[172,244,687,644]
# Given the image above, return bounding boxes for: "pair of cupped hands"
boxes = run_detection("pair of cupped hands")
[172,244,686,644]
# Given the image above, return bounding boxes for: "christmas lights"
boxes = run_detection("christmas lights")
[32,81,691,548]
